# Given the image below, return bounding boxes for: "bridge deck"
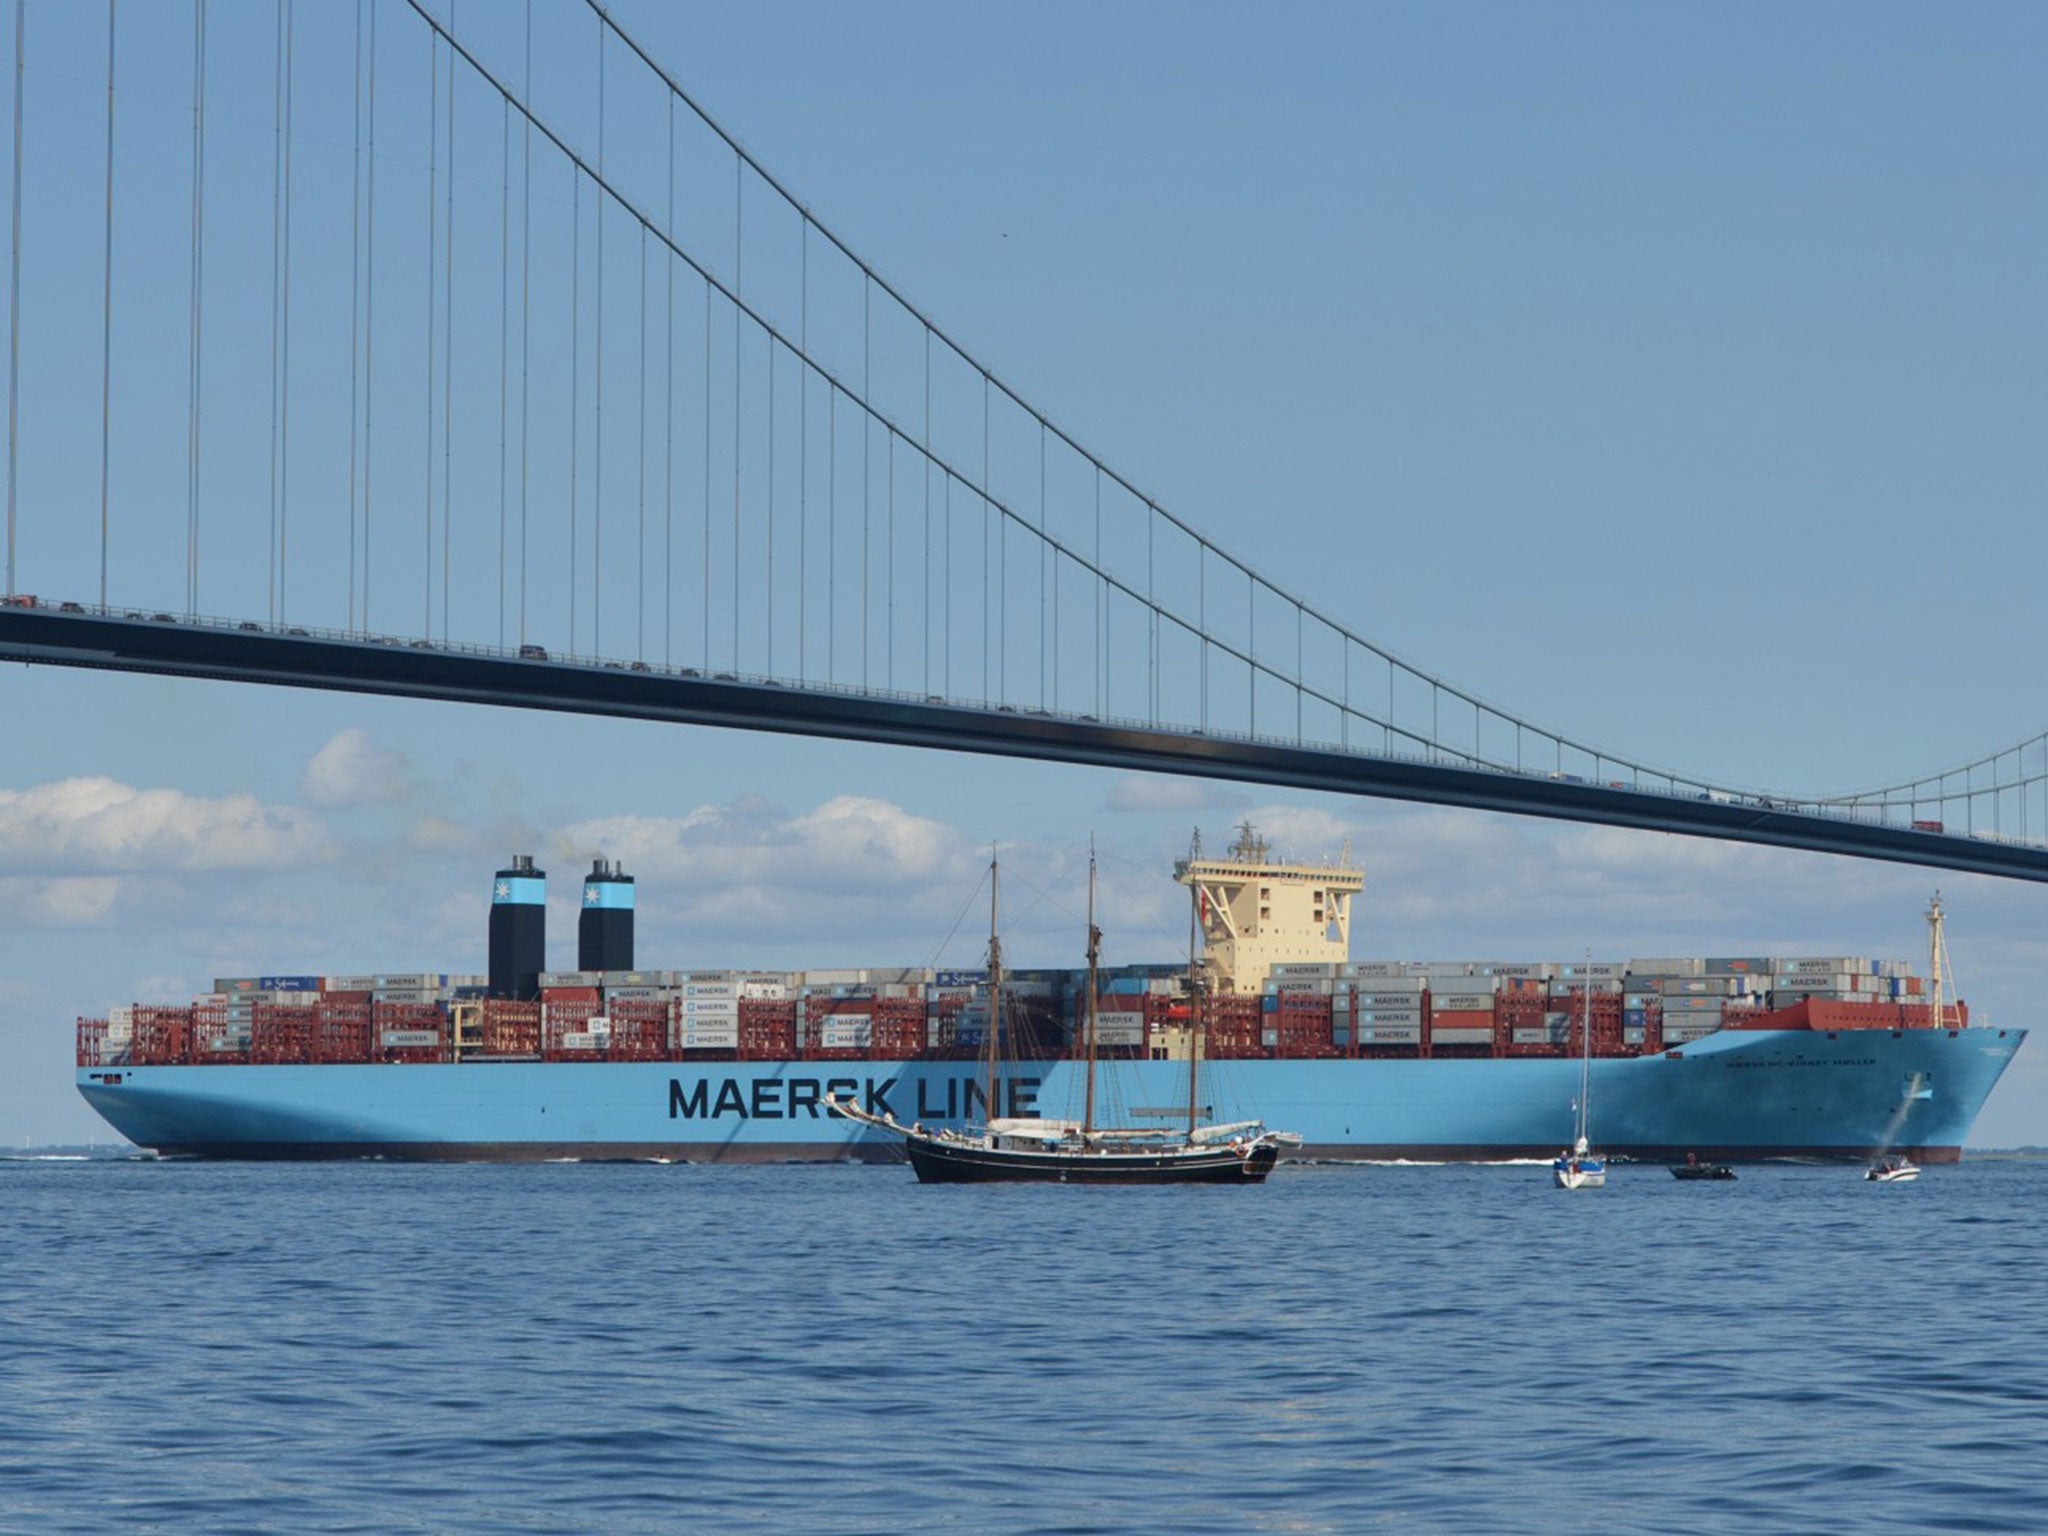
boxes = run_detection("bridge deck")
[7,607,2046,882]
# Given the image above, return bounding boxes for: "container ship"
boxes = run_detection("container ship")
[74,828,2024,1163]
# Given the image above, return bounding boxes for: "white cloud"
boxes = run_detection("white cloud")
[0,876,124,927]
[557,794,972,890]
[0,776,330,873]
[301,728,412,808]
[1105,774,1249,814]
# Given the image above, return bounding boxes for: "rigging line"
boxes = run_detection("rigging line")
[442,10,454,646]
[425,29,438,640]
[188,0,206,617]
[279,0,293,623]
[766,336,773,677]
[3,0,20,598]
[1040,422,1046,710]
[363,0,377,629]
[98,0,115,610]
[518,0,529,646]
[916,864,992,973]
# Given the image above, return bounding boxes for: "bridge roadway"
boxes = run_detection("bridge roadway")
[7,605,2046,883]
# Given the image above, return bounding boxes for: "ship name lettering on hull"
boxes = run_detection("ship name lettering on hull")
[669,1074,1041,1122]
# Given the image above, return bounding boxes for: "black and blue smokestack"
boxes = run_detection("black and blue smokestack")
[489,854,546,1000]
[578,857,635,973]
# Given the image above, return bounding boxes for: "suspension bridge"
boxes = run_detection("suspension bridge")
[0,0,2043,880]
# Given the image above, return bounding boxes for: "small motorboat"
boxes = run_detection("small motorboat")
[1866,1156,1919,1184]
[1671,1154,1734,1181]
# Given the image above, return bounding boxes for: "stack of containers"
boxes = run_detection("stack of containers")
[1204,995,1263,1058]
[928,969,985,1055]
[606,999,670,1062]
[738,995,798,1059]
[376,1002,447,1062]
[1264,965,1341,1058]
[674,971,739,1052]
[1348,970,1426,1053]
[1427,967,1496,1052]
[190,1001,244,1063]
[541,985,602,1059]
[806,995,874,1060]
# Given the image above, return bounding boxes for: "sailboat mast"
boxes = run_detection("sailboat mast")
[983,850,1004,1125]
[1083,839,1100,1137]
[1186,839,1202,1138]
[1576,952,1593,1146]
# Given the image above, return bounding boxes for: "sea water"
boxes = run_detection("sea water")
[4,1156,2047,1535]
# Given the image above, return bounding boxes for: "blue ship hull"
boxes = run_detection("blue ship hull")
[77,1025,2026,1163]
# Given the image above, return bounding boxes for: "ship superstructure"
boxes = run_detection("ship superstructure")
[1176,822,1362,994]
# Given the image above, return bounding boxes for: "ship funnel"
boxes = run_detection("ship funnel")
[489,854,546,1001]
[578,856,635,974]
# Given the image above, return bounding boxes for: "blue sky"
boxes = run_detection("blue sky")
[3,0,2045,1146]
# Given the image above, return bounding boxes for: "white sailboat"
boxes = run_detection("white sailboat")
[1553,962,1606,1190]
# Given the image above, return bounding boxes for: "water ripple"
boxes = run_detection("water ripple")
[5,1159,2048,1534]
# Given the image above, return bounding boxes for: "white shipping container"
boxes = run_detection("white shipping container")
[1092,1010,1146,1046]
[1511,1026,1569,1044]
[1775,957,1863,976]
[740,981,790,1000]
[679,1004,739,1022]
[380,1029,441,1048]
[1434,993,1495,1012]
[676,1023,739,1049]
[326,974,380,992]
[1345,961,1413,979]
[802,969,866,987]
[1772,973,1860,993]
[1270,962,1341,979]
[603,986,662,1001]
[1362,1024,1422,1043]
[820,1020,872,1049]
[682,982,738,999]
[1357,992,1429,1010]
[1627,958,1704,977]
